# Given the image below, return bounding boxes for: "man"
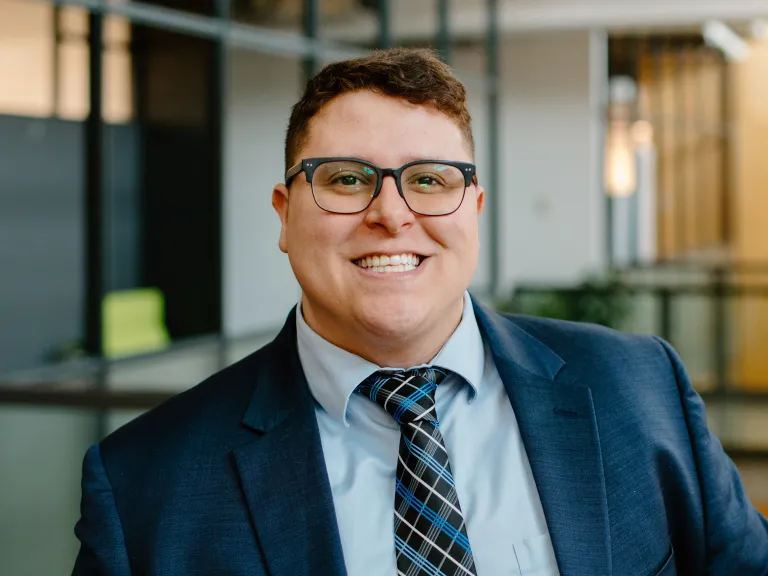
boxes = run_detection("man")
[73,48,768,575]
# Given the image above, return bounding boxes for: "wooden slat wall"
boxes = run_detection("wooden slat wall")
[698,54,725,249]
[730,40,768,390]
[636,45,727,259]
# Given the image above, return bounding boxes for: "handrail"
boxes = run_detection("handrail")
[0,386,174,411]
[0,324,281,408]
[0,326,280,383]
[617,261,768,273]
[513,283,768,296]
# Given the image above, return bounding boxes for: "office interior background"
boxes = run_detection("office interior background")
[1,0,768,572]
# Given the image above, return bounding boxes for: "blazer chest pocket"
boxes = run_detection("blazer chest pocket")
[651,543,676,576]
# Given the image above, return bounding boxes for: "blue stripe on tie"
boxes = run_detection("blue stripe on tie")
[402,435,455,486]
[370,375,389,399]
[394,534,447,576]
[394,381,437,422]
[395,479,472,553]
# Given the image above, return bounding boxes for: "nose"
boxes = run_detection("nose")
[363,175,415,234]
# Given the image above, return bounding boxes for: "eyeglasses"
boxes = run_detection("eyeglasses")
[284,157,477,216]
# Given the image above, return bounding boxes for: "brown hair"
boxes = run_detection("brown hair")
[284,47,474,172]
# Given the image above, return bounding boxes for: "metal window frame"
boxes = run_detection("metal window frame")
[486,0,500,297]
[42,0,368,61]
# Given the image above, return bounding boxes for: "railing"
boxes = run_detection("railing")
[0,327,278,412]
[507,263,768,464]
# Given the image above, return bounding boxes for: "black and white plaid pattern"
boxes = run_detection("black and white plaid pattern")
[357,368,477,576]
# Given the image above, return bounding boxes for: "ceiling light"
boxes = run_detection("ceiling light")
[703,20,751,62]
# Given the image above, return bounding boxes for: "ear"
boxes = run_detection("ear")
[474,184,485,215]
[272,183,290,254]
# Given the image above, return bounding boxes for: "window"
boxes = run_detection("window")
[0,0,133,122]
[0,0,55,117]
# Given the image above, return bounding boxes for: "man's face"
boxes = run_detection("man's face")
[272,90,484,360]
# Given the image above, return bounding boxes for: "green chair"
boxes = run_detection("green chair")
[102,288,170,359]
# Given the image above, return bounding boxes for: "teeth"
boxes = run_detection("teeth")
[369,264,417,273]
[355,254,422,273]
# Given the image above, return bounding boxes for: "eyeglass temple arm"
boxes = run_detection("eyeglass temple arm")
[285,161,302,182]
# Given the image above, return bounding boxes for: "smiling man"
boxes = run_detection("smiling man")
[73,48,768,575]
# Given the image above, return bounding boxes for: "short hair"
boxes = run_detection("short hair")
[284,47,474,172]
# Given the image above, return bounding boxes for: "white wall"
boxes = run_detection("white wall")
[496,30,607,290]
[452,47,492,293]
[223,50,302,337]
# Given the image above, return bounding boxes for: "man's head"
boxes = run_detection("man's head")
[272,48,485,367]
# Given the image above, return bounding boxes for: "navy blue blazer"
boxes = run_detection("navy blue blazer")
[73,300,768,575]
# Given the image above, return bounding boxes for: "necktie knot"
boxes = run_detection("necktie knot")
[356,367,448,426]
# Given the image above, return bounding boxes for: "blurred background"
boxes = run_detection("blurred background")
[1,0,768,572]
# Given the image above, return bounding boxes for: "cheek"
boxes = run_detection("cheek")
[286,206,358,267]
[456,208,482,252]
[285,203,322,277]
[428,215,480,258]
[288,201,325,247]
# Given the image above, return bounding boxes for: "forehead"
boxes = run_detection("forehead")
[301,91,472,164]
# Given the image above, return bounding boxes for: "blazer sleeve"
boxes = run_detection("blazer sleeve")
[72,443,131,575]
[655,337,768,575]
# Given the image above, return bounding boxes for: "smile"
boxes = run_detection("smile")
[354,253,424,273]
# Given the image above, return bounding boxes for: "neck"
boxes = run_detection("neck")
[301,296,466,368]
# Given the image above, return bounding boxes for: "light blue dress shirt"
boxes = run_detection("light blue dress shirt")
[296,292,560,576]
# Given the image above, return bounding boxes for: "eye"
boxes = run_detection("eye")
[415,175,440,188]
[336,174,363,186]
[408,173,446,189]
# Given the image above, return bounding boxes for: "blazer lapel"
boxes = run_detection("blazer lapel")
[473,300,611,575]
[231,309,347,576]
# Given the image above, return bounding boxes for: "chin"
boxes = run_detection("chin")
[355,299,428,340]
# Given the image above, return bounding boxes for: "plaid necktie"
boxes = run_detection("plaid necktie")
[357,367,477,576]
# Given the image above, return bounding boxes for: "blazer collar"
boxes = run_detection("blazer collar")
[233,307,347,576]
[470,295,565,381]
[240,306,306,433]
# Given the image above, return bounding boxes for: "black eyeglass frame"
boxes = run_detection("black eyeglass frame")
[284,156,477,216]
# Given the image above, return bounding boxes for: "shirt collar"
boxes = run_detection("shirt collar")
[295,291,485,426]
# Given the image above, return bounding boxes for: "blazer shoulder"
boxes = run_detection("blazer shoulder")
[502,313,669,376]
[499,314,688,425]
